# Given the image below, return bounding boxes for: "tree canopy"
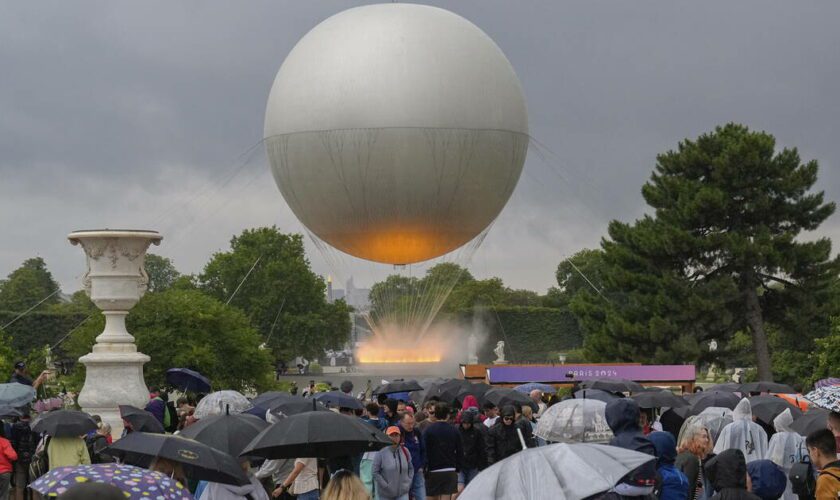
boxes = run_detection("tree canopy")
[572,124,838,380]
[0,257,61,312]
[144,254,181,293]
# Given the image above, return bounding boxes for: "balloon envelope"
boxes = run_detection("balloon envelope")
[264,4,528,264]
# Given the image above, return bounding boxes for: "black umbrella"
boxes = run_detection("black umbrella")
[738,382,795,394]
[456,383,494,405]
[105,432,249,486]
[706,383,741,393]
[241,410,392,459]
[484,388,538,412]
[119,405,165,434]
[178,411,269,457]
[790,408,829,437]
[270,397,330,416]
[251,391,297,408]
[313,391,364,410]
[688,391,742,415]
[373,380,424,395]
[747,395,803,424]
[32,410,97,438]
[424,379,470,404]
[165,368,211,393]
[660,407,688,437]
[631,390,689,409]
[574,389,622,403]
[578,378,644,393]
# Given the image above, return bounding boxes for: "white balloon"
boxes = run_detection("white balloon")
[265,4,528,264]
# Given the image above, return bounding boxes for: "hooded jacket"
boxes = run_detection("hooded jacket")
[704,449,761,500]
[373,444,414,499]
[766,409,806,500]
[746,460,787,500]
[455,395,486,424]
[713,400,768,463]
[605,398,657,489]
[486,405,528,465]
[200,474,270,500]
[649,431,690,500]
[459,410,487,470]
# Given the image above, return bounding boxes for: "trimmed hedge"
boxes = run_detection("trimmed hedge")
[450,306,584,363]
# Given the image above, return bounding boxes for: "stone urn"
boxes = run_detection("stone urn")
[68,229,162,437]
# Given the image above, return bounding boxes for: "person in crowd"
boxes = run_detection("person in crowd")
[745,460,786,500]
[372,426,412,500]
[416,401,435,425]
[805,429,840,499]
[273,456,320,500]
[200,459,270,500]
[454,396,482,425]
[605,398,657,497]
[47,433,90,470]
[256,412,297,500]
[144,387,167,427]
[357,402,387,495]
[322,470,370,500]
[703,449,760,500]
[360,403,386,432]
[9,412,35,500]
[828,412,840,456]
[8,362,48,390]
[85,422,113,464]
[457,410,486,493]
[675,423,715,500]
[648,431,690,500]
[529,390,546,418]
[340,381,354,396]
[399,413,425,500]
[424,403,462,500]
[150,457,187,487]
[383,399,400,427]
[519,406,540,445]
[0,425,18,500]
[417,402,438,434]
[766,409,805,500]
[482,403,499,429]
[713,399,768,463]
[486,405,530,466]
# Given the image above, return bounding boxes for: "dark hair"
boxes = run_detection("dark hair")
[385,398,398,414]
[377,394,388,405]
[482,402,496,410]
[806,429,837,457]
[434,402,450,420]
[365,402,380,416]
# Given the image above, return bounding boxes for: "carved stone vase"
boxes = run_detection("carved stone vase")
[68,230,162,437]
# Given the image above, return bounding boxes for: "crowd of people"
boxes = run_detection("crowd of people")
[1,361,839,500]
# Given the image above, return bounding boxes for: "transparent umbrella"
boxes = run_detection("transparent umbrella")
[193,390,252,419]
[535,399,613,444]
[459,443,656,500]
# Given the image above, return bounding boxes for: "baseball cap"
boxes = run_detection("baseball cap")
[14,361,25,370]
[386,426,401,436]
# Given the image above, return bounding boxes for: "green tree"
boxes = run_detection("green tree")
[0,257,61,312]
[63,289,273,392]
[574,124,836,380]
[0,328,16,379]
[199,227,350,360]
[144,254,181,292]
[810,315,840,385]
[555,249,608,306]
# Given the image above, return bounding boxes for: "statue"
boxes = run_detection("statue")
[467,333,479,364]
[493,341,507,364]
[706,340,719,381]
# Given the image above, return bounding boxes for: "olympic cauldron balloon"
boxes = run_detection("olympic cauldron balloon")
[265,4,528,265]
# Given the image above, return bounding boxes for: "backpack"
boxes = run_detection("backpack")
[788,460,816,500]
[165,401,178,433]
[10,422,37,464]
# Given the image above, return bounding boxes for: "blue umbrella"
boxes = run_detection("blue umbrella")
[166,368,211,393]
[514,383,557,394]
[313,391,364,410]
[0,383,35,407]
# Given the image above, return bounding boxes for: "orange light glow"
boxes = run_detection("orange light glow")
[323,224,473,265]
[357,347,442,364]
[357,323,456,364]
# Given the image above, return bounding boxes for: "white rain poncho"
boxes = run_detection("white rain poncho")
[713,399,768,463]
[767,409,807,500]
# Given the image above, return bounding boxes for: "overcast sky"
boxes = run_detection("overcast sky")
[2,1,839,296]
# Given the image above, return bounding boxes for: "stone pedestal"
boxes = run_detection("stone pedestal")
[68,230,162,438]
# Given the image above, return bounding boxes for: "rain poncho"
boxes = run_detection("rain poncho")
[766,409,806,500]
[713,399,768,463]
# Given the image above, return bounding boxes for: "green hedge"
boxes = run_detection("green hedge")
[0,310,89,355]
[450,306,584,363]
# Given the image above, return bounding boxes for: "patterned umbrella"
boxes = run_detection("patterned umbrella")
[804,385,840,412]
[30,463,193,499]
[814,377,840,389]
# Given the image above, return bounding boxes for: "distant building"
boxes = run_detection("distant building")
[327,276,371,311]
